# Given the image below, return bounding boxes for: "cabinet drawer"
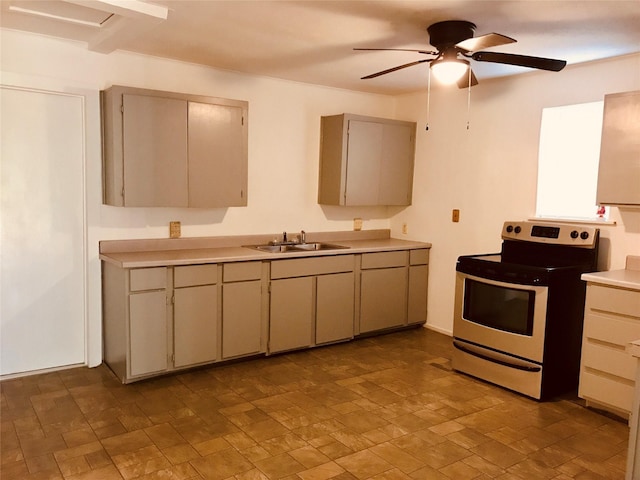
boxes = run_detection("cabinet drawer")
[410,249,429,266]
[224,261,262,282]
[582,341,637,380]
[174,264,217,288]
[579,370,634,413]
[587,284,640,318]
[584,312,640,348]
[361,251,407,269]
[271,255,354,279]
[130,267,167,292]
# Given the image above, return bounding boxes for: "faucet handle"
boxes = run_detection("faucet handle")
[283,231,287,242]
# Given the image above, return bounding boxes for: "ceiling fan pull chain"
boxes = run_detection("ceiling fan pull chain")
[426,68,431,131]
[466,67,472,130]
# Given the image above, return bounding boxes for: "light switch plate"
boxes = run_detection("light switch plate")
[452,209,460,223]
[354,218,363,231]
[170,221,181,238]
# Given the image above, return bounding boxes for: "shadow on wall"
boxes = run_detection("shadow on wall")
[597,236,612,271]
[620,208,640,234]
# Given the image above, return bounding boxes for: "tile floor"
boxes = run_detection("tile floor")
[0,328,629,479]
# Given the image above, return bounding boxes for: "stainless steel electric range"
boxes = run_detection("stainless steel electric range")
[452,221,600,400]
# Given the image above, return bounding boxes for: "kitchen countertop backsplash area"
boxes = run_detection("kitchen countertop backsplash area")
[99,229,432,268]
[581,255,640,290]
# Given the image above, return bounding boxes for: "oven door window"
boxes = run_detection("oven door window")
[463,279,535,336]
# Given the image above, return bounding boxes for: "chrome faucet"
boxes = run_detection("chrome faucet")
[300,230,306,244]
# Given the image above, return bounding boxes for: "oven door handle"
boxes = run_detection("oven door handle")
[453,340,542,372]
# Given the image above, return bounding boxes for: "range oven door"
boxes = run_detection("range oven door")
[453,272,549,363]
[452,272,550,399]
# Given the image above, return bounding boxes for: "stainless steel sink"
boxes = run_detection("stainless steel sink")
[244,242,349,253]
[248,244,298,253]
[290,242,349,251]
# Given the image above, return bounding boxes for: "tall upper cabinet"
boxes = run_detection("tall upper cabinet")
[101,85,248,208]
[596,90,640,207]
[318,114,416,206]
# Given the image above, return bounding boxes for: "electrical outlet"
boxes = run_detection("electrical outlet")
[402,223,408,234]
[170,221,181,238]
[452,209,460,223]
[354,218,363,231]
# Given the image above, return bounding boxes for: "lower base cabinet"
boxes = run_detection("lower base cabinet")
[361,267,407,333]
[103,265,171,382]
[222,261,265,358]
[223,281,263,358]
[269,255,355,354]
[174,284,217,368]
[173,264,218,368]
[129,289,168,377]
[408,250,429,325]
[579,282,640,418]
[360,249,429,333]
[317,272,355,344]
[270,276,315,353]
[102,247,428,383]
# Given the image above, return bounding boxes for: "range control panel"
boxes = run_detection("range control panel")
[501,221,599,247]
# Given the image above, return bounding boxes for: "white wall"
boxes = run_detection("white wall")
[393,54,640,335]
[2,28,639,369]
[0,29,398,370]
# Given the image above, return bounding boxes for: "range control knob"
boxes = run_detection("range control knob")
[580,231,590,240]
[514,226,522,234]
[570,230,579,239]
[506,225,514,233]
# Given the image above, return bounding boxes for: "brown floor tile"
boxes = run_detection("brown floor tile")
[161,443,200,465]
[253,452,305,478]
[297,461,345,480]
[368,442,424,474]
[335,450,393,479]
[190,449,253,479]
[0,328,630,480]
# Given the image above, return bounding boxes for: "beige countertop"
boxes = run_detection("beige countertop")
[99,230,432,269]
[581,270,640,291]
[581,255,640,291]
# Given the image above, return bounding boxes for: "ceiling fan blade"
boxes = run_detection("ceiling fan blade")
[361,59,431,79]
[354,48,437,55]
[456,33,516,52]
[472,51,567,71]
[457,68,479,89]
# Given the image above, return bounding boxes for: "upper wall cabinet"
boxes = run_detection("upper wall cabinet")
[101,85,248,208]
[318,114,417,206]
[596,90,640,207]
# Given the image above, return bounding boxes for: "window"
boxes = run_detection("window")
[535,101,608,221]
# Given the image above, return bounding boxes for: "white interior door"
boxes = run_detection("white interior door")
[1,86,86,375]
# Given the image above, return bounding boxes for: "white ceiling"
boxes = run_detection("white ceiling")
[2,0,640,95]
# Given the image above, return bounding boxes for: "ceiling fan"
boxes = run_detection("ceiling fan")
[355,20,567,88]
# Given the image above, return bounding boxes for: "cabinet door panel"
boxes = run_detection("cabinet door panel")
[596,91,640,206]
[129,291,168,377]
[174,285,217,367]
[223,281,262,358]
[360,267,408,333]
[270,277,313,353]
[408,265,428,325]
[316,272,354,344]
[345,120,383,206]
[379,123,415,205]
[122,94,188,207]
[188,102,247,207]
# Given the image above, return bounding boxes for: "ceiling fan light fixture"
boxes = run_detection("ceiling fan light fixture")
[431,58,469,85]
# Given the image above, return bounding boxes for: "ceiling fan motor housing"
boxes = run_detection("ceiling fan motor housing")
[427,20,476,50]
